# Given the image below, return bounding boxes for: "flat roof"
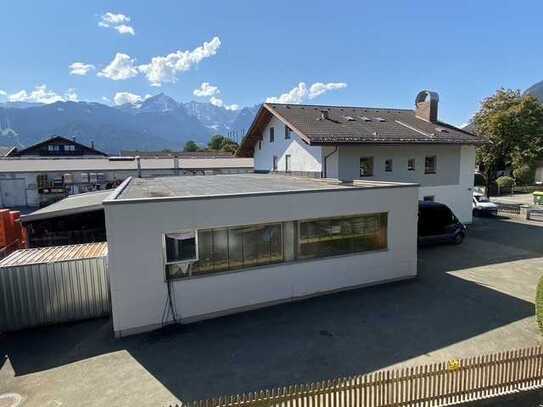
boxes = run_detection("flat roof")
[0,242,108,267]
[0,157,253,173]
[109,173,418,203]
[22,189,112,222]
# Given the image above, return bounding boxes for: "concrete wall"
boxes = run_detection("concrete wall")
[325,144,475,223]
[253,116,323,175]
[105,185,419,337]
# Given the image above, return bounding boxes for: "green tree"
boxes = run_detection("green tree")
[472,89,543,192]
[207,134,239,153]
[183,140,200,152]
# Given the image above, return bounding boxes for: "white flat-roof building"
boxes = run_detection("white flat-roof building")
[0,156,253,207]
[104,173,419,337]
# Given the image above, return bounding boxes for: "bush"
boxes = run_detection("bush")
[512,164,535,186]
[537,276,543,335]
[496,176,514,189]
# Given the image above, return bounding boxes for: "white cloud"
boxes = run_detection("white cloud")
[113,91,143,106]
[210,96,239,111]
[114,24,135,35]
[193,82,220,97]
[0,90,6,97]
[138,36,221,86]
[308,82,347,99]
[69,62,96,76]
[266,81,348,104]
[64,88,79,102]
[99,12,135,35]
[98,53,139,80]
[7,85,78,104]
[112,92,152,106]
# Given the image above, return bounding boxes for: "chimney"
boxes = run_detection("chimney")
[135,156,142,178]
[91,140,95,149]
[320,110,329,120]
[415,90,439,122]
[72,136,76,142]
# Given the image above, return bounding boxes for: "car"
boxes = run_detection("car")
[472,192,498,216]
[418,201,466,245]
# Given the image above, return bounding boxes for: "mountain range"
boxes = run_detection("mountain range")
[0,94,260,154]
[524,80,543,102]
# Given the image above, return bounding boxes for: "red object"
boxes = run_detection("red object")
[0,208,28,257]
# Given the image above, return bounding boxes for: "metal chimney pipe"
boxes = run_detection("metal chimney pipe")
[135,155,142,178]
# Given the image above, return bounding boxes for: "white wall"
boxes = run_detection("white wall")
[105,184,419,337]
[253,116,322,174]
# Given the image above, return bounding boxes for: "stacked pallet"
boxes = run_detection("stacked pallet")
[0,209,28,258]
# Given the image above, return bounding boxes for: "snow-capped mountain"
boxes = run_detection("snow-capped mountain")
[0,94,260,153]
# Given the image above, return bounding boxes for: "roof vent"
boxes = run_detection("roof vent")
[319,110,329,120]
[374,117,386,122]
[344,115,356,121]
[436,127,449,133]
[360,116,371,122]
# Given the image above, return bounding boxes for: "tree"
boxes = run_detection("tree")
[207,134,239,153]
[472,89,543,192]
[183,140,200,152]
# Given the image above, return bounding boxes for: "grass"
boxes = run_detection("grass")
[537,276,543,334]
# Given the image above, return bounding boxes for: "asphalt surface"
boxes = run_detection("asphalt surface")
[1,216,543,406]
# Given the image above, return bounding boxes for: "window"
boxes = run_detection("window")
[48,145,60,152]
[64,145,76,151]
[285,154,291,172]
[298,213,387,260]
[269,127,275,143]
[425,155,437,174]
[164,231,197,279]
[273,155,278,171]
[408,158,416,171]
[164,213,388,280]
[258,139,262,150]
[285,125,292,139]
[191,223,283,276]
[360,157,374,177]
[423,195,435,202]
[385,159,393,172]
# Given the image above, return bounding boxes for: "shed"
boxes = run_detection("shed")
[0,242,110,332]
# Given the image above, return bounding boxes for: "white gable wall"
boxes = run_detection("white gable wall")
[253,116,322,175]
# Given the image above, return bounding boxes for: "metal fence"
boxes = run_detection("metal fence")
[176,346,543,407]
[0,243,110,331]
[495,203,521,216]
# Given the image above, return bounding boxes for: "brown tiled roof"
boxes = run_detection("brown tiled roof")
[237,103,483,157]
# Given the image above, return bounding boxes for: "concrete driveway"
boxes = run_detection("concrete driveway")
[1,216,543,406]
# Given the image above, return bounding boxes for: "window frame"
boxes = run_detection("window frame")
[424,155,437,174]
[284,125,291,140]
[385,159,393,172]
[407,158,416,171]
[296,212,388,261]
[359,157,374,177]
[162,230,199,266]
[269,127,275,143]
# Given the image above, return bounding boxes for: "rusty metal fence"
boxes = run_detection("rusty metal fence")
[0,242,110,331]
[176,346,543,407]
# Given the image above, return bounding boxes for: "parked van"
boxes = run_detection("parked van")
[418,201,466,245]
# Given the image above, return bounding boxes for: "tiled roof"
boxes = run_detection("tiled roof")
[237,103,482,156]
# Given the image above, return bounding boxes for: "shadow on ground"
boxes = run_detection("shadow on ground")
[2,217,542,401]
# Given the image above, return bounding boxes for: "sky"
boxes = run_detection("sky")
[1,0,542,126]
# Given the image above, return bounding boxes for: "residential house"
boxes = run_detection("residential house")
[237,90,482,223]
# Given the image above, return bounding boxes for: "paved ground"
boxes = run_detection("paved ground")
[1,216,543,406]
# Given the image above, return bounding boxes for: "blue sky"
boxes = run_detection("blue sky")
[0,0,542,125]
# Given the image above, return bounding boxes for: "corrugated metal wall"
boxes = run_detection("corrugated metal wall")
[0,256,110,331]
